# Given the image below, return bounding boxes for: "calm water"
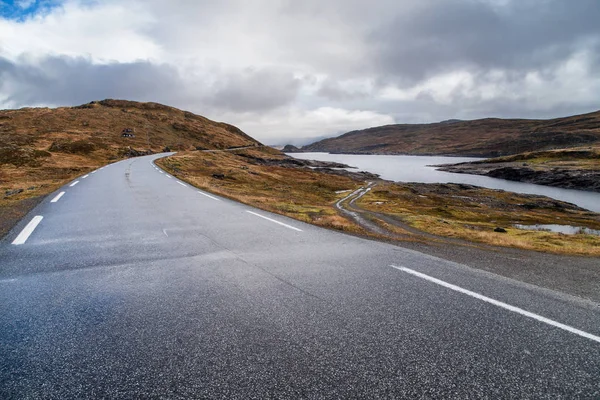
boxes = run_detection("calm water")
[514,224,600,236]
[290,152,600,213]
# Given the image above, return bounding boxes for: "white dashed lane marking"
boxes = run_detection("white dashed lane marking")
[246,211,302,232]
[12,216,43,245]
[197,191,221,201]
[391,265,600,344]
[50,192,65,203]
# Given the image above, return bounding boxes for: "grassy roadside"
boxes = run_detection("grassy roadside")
[0,153,105,238]
[0,100,260,238]
[158,149,600,256]
[156,148,366,233]
[356,183,600,256]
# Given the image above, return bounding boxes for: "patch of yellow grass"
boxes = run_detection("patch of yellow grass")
[158,152,600,256]
[157,150,366,234]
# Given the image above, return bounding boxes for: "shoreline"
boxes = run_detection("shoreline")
[436,163,600,193]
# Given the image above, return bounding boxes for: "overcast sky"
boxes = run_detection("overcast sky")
[1,0,599,144]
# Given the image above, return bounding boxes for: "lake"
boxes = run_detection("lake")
[289,152,600,213]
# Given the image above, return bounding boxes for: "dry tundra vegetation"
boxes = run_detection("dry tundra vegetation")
[0,100,259,236]
[157,148,600,256]
[2,100,599,256]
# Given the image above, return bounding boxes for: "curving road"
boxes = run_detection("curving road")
[1,154,599,398]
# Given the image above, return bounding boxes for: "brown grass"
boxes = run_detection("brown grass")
[357,182,600,256]
[4,100,599,257]
[302,110,600,157]
[156,150,366,234]
[0,99,261,237]
[159,151,600,256]
[480,147,600,173]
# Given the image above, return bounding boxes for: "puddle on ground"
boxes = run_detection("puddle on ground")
[514,224,600,236]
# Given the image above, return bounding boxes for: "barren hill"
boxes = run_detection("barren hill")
[0,99,261,236]
[1,99,260,162]
[301,110,600,157]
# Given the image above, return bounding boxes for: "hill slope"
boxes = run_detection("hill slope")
[0,99,261,237]
[301,110,600,157]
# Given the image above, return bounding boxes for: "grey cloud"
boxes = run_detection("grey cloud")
[316,78,368,101]
[0,56,301,115]
[0,55,186,107]
[369,0,600,83]
[369,87,600,126]
[207,68,301,112]
[2,0,600,144]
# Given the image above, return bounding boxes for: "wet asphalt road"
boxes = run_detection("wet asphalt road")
[1,153,599,399]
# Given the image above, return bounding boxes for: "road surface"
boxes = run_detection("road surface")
[1,154,599,398]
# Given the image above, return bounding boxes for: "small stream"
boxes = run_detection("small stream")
[289,152,600,213]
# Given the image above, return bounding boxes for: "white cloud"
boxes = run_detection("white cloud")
[220,106,395,145]
[0,1,161,63]
[0,0,599,143]
[16,0,35,9]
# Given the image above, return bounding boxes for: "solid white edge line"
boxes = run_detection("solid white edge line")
[391,265,600,344]
[50,192,65,203]
[196,190,221,201]
[177,182,187,187]
[69,181,79,187]
[82,174,89,179]
[12,216,43,245]
[246,211,302,232]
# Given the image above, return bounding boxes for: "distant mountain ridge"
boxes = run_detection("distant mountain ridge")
[300,110,600,157]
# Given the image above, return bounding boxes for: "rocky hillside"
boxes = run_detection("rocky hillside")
[0,99,261,237]
[301,110,600,157]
